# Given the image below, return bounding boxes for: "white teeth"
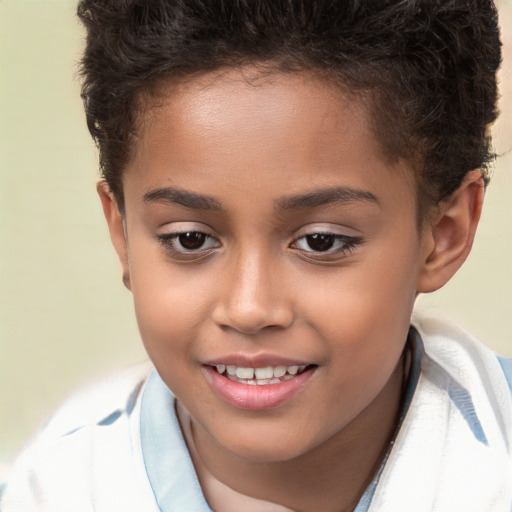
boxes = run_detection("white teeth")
[215,363,310,383]
[273,366,287,378]
[255,367,273,379]
[236,367,254,379]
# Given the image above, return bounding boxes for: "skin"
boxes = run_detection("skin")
[99,68,484,512]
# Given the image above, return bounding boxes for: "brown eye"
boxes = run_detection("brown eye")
[157,230,220,256]
[178,231,207,250]
[291,231,363,260]
[305,233,335,252]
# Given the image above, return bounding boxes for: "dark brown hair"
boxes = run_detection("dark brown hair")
[78,0,501,213]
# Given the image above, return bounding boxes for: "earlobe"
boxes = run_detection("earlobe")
[417,170,485,293]
[97,181,131,291]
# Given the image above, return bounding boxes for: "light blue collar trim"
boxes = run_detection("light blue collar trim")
[497,356,512,396]
[354,327,424,511]
[140,371,213,512]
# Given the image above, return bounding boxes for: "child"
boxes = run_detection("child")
[2,1,511,511]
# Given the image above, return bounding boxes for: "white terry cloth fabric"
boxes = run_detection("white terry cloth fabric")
[368,310,512,512]
[0,362,158,512]
[1,310,511,511]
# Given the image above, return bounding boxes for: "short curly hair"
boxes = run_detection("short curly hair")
[77,0,501,215]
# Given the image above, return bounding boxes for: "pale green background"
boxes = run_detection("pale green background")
[1,0,511,469]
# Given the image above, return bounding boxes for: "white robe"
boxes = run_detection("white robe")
[2,310,511,512]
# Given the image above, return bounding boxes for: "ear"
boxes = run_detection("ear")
[417,170,485,293]
[97,181,131,290]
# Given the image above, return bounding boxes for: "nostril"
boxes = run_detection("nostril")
[212,301,294,334]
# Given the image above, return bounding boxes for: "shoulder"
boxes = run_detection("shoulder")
[35,361,153,442]
[368,309,512,511]
[411,308,511,388]
[1,362,157,512]
[411,308,512,434]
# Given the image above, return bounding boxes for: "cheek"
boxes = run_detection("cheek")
[300,240,420,376]
[127,249,207,360]
[302,250,419,333]
[129,267,209,405]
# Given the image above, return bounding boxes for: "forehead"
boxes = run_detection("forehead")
[140,69,370,154]
[127,67,416,211]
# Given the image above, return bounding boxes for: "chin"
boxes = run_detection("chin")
[215,429,315,464]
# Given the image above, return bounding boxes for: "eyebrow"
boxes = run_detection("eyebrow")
[275,186,380,212]
[143,187,223,211]
[143,185,379,213]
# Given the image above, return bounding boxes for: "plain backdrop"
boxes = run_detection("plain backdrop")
[1,0,511,468]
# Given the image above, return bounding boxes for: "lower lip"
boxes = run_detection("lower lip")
[204,366,315,410]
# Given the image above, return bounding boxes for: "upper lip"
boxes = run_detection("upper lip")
[203,353,313,368]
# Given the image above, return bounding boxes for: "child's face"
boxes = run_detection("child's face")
[110,69,434,462]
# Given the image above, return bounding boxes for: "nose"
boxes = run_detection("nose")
[212,250,294,334]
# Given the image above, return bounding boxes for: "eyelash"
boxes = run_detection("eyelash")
[290,232,363,261]
[156,231,363,261]
[157,231,220,260]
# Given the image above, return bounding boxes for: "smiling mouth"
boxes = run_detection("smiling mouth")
[212,364,313,385]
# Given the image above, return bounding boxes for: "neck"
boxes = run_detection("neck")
[182,356,405,512]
